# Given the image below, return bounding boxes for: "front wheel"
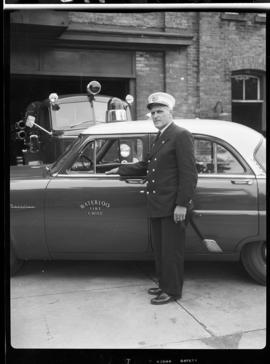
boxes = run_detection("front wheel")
[241,241,266,286]
[10,244,23,276]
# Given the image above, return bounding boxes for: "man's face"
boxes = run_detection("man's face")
[150,104,172,130]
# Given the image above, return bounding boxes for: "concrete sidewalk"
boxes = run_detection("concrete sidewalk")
[10,261,266,349]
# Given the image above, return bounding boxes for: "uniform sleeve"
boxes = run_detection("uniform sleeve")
[175,130,198,207]
[118,160,148,176]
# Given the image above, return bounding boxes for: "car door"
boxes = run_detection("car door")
[45,135,149,258]
[186,136,258,253]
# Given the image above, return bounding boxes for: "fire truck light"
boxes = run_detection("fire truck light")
[49,93,59,104]
[87,81,101,95]
[125,95,134,105]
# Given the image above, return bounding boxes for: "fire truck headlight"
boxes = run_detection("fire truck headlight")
[16,120,25,130]
[16,130,26,140]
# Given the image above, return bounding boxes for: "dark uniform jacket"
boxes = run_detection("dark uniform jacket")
[118,122,198,218]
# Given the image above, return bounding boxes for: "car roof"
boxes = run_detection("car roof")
[81,118,263,160]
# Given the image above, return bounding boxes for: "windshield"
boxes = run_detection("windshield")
[52,99,108,130]
[50,136,86,174]
[254,138,266,172]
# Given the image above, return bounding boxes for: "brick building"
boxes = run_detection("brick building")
[9,10,266,135]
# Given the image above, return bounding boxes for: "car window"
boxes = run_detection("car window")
[194,139,214,173]
[68,137,144,174]
[254,138,266,172]
[216,144,245,174]
[195,138,245,174]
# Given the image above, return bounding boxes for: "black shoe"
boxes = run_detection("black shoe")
[150,292,180,305]
[148,287,163,295]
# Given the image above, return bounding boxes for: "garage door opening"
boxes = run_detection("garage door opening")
[9,75,131,165]
[232,102,262,133]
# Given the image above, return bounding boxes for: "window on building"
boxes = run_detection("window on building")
[231,71,265,134]
[232,75,261,101]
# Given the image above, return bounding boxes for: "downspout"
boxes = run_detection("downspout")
[163,12,167,92]
[196,11,201,118]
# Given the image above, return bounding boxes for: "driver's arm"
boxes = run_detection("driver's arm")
[106,161,148,176]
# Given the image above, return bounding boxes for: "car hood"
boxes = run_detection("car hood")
[10,165,49,179]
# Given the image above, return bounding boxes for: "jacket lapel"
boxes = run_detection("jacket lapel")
[149,123,175,159]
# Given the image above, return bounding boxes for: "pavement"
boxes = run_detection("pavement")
[9,260,266,350]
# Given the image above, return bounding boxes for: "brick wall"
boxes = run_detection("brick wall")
[68,11,266,121]
[69,11,165,31]
[198,12,266,119]
[136,51,164,119]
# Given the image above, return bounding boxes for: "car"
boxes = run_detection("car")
[10,118,266,285]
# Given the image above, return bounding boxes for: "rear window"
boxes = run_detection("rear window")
[254,138,266,172]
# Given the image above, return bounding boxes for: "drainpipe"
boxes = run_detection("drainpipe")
[196,12,201,118]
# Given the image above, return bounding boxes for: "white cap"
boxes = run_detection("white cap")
[147,92,175,110]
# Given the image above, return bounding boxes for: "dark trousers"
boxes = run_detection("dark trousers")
[150,216,186,298]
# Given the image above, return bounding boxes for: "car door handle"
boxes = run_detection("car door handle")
[231,179,253,185]
[192,211,202,218]
[125,179,145,184]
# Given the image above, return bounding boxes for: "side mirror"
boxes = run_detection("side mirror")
[25,115,52,136]
[25,115,36,128]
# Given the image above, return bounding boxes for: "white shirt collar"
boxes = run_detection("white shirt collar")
[159,121,173,135]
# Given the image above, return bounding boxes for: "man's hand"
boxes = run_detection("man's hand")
[173,205,187,224]
[105,167,119,175]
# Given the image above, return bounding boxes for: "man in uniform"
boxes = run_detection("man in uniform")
[107,92,198,304]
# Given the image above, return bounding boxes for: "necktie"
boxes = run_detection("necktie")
[151,131,161,151]
[155,131,161,142]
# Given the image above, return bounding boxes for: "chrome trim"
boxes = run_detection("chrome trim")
[193,210,258,216]
[10,204,36,209]
[56,173,122,178]
[55,173,263,181]
[203,239,223,253]
[231,179,253,185]
[198,174,256,179]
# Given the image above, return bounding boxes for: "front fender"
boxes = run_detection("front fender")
[10,178,51,260]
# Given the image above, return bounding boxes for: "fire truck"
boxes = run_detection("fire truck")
[14,81,133,165]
